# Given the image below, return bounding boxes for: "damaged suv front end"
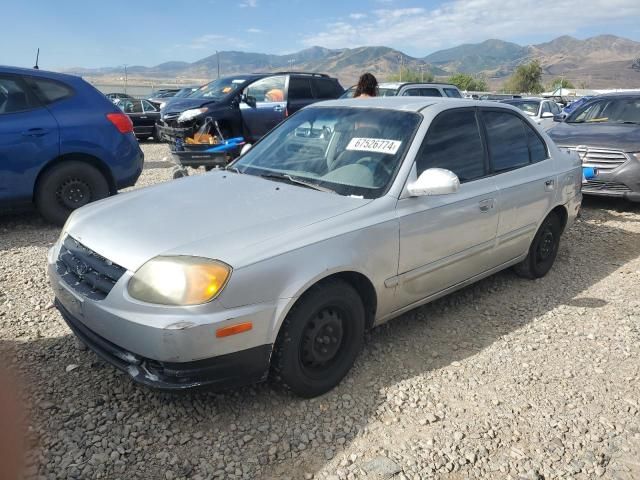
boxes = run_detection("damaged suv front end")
[157,76,255,142]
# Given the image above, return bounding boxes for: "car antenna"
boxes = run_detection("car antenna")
[33,48,40,70]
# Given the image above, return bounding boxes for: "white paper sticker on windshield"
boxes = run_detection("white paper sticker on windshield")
[346,138,401,155]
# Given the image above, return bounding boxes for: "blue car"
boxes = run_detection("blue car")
[0,66,144,225]
[562,96,594,116]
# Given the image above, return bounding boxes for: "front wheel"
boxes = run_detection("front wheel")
[35,161,110,226]
[271,279,365,397]
[514,212,562,279]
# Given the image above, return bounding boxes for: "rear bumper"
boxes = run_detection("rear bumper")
[56,299,272,391]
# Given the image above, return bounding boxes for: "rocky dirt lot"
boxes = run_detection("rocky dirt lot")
[1,142,639,480]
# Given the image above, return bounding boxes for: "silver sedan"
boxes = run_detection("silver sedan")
[48,97,582,397]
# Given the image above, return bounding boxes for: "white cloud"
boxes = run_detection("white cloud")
[247,28,263,33]
[240,0,257,7]
[349,13,367,20]
[303,0,640,53]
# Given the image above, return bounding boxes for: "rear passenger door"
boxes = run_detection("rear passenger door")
[0,74,59,204]
[287,76,314,114]
[479,108,556,264]
[395,108,499,308]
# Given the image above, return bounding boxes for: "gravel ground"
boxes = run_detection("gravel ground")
[1,142,639,480]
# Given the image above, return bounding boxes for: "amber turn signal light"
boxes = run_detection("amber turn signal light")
[216,322,253,338]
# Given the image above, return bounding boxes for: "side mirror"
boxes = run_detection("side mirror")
[240,143,252,156]
[407,168,460,197]
[541,112,554,119]
[553,114,565,122]
[242,94,257,108]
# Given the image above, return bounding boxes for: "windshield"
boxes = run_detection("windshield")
[505,100,540,116]
[232,107,421,198]
[191,77,248,99]
[176,87,198,98]
[567,97,640,124]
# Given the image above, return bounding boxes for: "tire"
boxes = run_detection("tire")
[514,212,562,279]
[35,161,110,226]
[271,279,365,397]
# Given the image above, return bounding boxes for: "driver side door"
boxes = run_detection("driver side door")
[393,108,499,310]
[240,75,287,141]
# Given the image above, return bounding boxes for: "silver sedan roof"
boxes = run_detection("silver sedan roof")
[314,97,516,113]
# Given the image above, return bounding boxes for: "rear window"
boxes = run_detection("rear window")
[402,88,441,97]
[312,78,341,99]
[25,77,74,105]
[443,88,462,98]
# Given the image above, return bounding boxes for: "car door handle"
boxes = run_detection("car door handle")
[478,198,494,212]
[21,128,49,137]
[273,105,284,112]
[545,179,555,190]
[140,116,147,119]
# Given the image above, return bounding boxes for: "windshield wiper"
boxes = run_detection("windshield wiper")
[225,165,242,174]
[259,172,334,193]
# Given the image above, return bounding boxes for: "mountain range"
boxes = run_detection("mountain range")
[67,34,640,89]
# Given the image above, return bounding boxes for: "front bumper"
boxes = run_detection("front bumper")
[56,299,271,390]
[156,122,193,142]
[48,245,281,390]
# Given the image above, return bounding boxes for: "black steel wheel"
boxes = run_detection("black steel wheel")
[272,279,365,397]
[35,161,109,226]
[514,212,562,279]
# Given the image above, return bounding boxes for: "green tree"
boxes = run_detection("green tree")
[547,77,575,91]
[504,60,544,94]
[387,67,434,83]
[447,73,488,91]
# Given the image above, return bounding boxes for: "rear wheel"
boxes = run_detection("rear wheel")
[514,212,562,279]
[271,279,365,397]
[35,161,110,226]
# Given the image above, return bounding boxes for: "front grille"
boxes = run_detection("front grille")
[566,147,629,173]
[56,236,126,301]
[583,179,632,194]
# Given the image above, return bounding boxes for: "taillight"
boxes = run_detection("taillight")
[106,112,133,134]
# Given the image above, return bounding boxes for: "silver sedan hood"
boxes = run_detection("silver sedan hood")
[65,171,370,271]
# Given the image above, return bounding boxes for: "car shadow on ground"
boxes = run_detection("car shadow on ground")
[1,210,639,479]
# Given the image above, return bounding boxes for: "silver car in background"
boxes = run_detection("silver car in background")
[501,98,563,131]
[48,98,582,397]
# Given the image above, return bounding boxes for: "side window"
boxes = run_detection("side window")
[541,102,551,115]
[0,75,39,114]
[245,76,286,103]
[526,124,548,163]
[402,89,421,97]
[288,77,313,101]
[313,79,340,99]
[142,100,158,112]
[25,77,74,105]
[483,111,530,172]
[444,88,462,98]
[551,102,561,115]
[416,109,486,182]
[421,88,442,97]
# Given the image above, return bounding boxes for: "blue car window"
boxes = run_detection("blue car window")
[0,75,39,114]
[25,77,74,105]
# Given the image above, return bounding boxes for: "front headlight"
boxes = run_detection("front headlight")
[177,107,208,123]
[128,256,231,306]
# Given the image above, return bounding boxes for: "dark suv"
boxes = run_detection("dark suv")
[549,93,640,201]
[0,66,144,225]
[157,72,343,143]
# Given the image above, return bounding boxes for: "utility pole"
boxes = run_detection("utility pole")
[216,51,220,79]
[398,55,403,82]
[123,64,128,94]
[419,65,424,82]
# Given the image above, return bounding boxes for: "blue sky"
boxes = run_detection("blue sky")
[2,0,640,69]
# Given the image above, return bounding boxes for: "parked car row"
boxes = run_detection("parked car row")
[3,62,639,398]
[49,96,582,397]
